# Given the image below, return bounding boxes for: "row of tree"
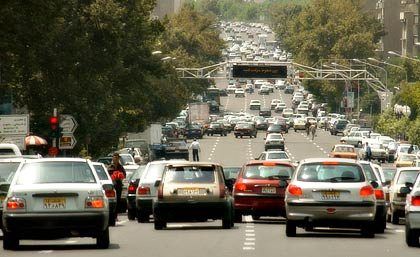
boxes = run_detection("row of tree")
[0,0,223,156]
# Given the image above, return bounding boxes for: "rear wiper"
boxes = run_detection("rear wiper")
[267,175,289,180]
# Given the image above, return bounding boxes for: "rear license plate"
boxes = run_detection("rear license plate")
[321,191,340,200]
[262,187,276,194]
[43,198,66,209]
[178,188,205,196]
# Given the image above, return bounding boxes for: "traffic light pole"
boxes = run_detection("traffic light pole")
[52,107,57,150]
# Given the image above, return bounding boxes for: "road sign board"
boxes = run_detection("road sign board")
[59,134,77,149]
[0,135,26,150]
[232,65,288,79]
[60,115,78,134]
[0,115,29,135]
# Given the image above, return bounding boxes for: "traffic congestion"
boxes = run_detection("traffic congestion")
[1,14,420,257]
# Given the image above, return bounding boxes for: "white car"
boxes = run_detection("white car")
[275,103,287,113]
[249,100,261,110]
[257,150,291,163]
[404,172,420,246]
[235,88,245,97]
[2,158,110,249]
[270,99,282,110]
[227,85,237,94]
[282,108,294,118]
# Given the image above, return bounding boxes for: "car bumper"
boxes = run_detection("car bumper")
[136,198,154,214]
[286,201,376,222]
[154,201,230,221]
[3,212,108,237]
[234,194,286,216]
[235,131,253,136]
[391,201,406,213]
[406,212,420,229]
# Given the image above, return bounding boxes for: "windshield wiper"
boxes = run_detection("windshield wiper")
[267,175,289,180]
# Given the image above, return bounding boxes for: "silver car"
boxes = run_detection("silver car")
[403,172,420,246]
[92,162,117,226]
[135,160,184,222]
[388,167,420,224]
[285,158,377,238]
[2,158,110,250]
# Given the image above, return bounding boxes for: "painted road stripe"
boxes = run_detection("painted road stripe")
[245,238,256,241]
[246,233,256,237]
[245,229,255,232]
[243,247,255,250]
[244,242,255,246]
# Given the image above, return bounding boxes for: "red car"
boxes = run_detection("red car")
[233,161,294,222]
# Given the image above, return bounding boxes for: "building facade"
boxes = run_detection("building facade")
[152,0,185,19]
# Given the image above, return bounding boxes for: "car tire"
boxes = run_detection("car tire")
[252,215,260,221]
[391,211,399,225]
[406,224,420,247]
[137,212,150,223]
[108,212,116,226]
[96,227,110,249]
[3,232,19,250]
[361,222,375,238]
[285,220,297,237]
[127,208,136,221]
[154,218,167,230]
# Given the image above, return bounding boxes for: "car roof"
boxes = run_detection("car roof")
[165,161,221,167]
[299,158,358,164]
[22,157,89,163]
[0,158,24,163]
[246,160,293,166]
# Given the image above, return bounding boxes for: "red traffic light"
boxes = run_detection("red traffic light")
[50,116,59,129]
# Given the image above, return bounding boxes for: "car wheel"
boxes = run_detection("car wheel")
[406,223,420,247]
[285,220,297,237]
[240,136,243,138]
[252,215,260,221]
[294,129,297,132]
[96,227,110,249]
[361,222,375,238]
[391,211,399,225]
[3,232,19,250]
[137,212,150,223]
[154,218,167,230]
[127,208,136,221]
[234,212,243,223]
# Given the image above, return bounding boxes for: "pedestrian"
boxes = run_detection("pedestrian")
[324,118,328,131]
[310,124,317,140]
[305,120,311,136]
[190,138,201,161]
[108,153,126,221]
[364,142,372,162]
[408,144,414,154]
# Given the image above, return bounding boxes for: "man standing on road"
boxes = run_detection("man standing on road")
[364,142,372,162]
[108,153,126,220]
[190,138,201,161]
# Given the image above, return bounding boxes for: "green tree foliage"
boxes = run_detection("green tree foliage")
[0,0,191,156]
[376,109,409,140]
[393,82,420,119]
[407,118,420,145]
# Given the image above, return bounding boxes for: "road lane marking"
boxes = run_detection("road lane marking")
[245,238,256,241]
[245,229,255,232]
[38,250,54,254]
[246,233,256,237]
[65,240,77,243]
[243,247,255,250]
[244,242,255,246]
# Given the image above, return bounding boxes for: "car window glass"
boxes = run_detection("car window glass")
[93,164,109,180]
[223,167,240,179]
[142,163,165,183]
[165,166,215,183]
[0,162,20,182]
[396,170,419,185]
[297,163,364,182]
[130,166,146,180]
[361,164,378,182]
[267,152,288,159]
[0,149,16,155]
[16,162,96,184]
[244,165,293,179]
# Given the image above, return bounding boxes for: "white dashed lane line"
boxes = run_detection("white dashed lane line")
[242,216,256,251]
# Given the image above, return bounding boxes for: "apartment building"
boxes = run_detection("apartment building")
[152,0,185,19]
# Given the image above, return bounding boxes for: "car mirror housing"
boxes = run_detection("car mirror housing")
[400,186,411,194]
[154,180,162,187]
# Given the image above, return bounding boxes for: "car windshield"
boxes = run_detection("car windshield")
[16,162,96,184]
[120,155,134,165]
[267,152,288,160]
[244,164,293,179]
[165,166,216,183]
[224,167,241,179]
[396,170,419,185]
[93,164,109,180]
[268,125,281,130]
[0,162,21,183]
[297,163,364,182]
[382,168,396,182]
[142,163,166,183]
[334,146,354,152]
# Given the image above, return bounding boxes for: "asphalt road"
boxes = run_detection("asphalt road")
[1,81,418,256]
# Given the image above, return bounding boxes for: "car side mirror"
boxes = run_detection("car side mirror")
[279,180,288,188]
[400,186,411,194]
[405,182,414,188]
[225,178,236,191]
[154,180,161,187]
[370,181,379,189]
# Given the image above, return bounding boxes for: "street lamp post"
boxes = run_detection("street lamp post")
[368,57,408,82]
[352,59,388,89]
[388,50,420,63]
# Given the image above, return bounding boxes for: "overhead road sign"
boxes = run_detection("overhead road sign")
[232,64,288,79]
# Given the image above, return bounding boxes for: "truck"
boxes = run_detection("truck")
[188,102,210,125]
[124,123,162,161]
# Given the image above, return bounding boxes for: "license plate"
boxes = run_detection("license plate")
[178,188,205,196]
[321,191,340,200]
[262,187,276,194]
[43,198,66,209]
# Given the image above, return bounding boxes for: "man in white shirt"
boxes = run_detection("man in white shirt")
[190,138,201,161]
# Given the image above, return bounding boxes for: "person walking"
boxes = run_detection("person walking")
[364,142,372,162]
[108,153,126,220]
[408,144,414,154]
[190,138,201,161]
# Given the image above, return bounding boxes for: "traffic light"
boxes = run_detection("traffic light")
[49,116,62,139]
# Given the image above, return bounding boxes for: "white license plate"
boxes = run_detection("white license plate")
[43,198,66,209]
[178,188,205,196]
[262,187,276,194]
[321,191,340,200]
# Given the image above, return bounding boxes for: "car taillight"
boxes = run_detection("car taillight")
[374,189,384,200]
[6,197,26,210]
[105,189,116,199]
[235,183,247,192]
[137,186,151,195]
[128,184,137,194]
[157,184,164,200]
[412,196,420,206]
[85,196,105,208]
[360,186,374,197]
[288,184,302,196]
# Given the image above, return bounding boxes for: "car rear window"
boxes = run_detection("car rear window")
[0,162,20,182]
[396,170,419,185]
[268,134,283,140]
[334,146,354,152]
[400,155,417,162]
[16,162,96,184]
[224,167,241,179]
[244,165,293,179]
[297,163,364,183]
[267,152,288,160]
[93,164,110,180]
[0,149,16,156]
[165,166,215,183]
[142,163,166,183]
[130,166,146,180]
[382,168,396,182]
